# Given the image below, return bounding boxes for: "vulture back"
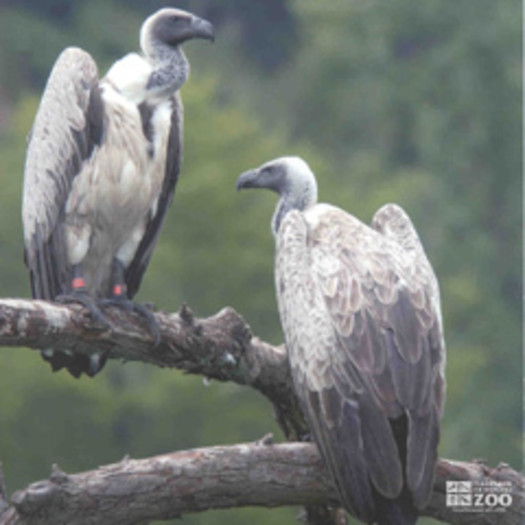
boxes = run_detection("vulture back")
[275,203,445,523]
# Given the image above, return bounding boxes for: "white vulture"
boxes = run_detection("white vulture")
[236,157,446,525]
[22,8,214,378]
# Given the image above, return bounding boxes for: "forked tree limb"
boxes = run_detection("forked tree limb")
[0,298,523,525]
[0,442,523,525]
[0,298,307,439]
[0,298,284,384]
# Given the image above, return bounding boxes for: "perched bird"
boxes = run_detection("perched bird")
[22,8,214,378]
[237,157,446,524]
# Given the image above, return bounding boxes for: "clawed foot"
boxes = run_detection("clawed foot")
[56,285,160,345]
[100,296,161,345]
[56,290,111,328]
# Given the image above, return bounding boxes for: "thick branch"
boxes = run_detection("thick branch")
[0,298,307,439]
[0,298,283,385]
[1,299,523,524]
[0,443,523,525]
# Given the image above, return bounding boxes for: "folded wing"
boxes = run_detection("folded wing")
[22,47,103,299]
[276,204,445,521]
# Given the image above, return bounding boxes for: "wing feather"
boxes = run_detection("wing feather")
[358,391,403,498]
[407,409,440,507]
[277,204,445,518]
[307,388,376,520]
[124,92,183,298]
[23,47,103,299]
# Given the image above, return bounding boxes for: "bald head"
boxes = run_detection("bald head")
[236,156,318,234]
[237,156,317,198]
[141,8,214,57]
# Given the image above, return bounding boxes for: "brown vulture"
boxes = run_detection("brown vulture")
[237,156,446,524]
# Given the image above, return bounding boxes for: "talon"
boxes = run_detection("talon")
[141,301,157,312]
[100,297,161,345]
[133,302,162,346]
[100,295,134,313]
[56,289,111,328]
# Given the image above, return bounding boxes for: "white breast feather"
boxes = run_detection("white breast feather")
[150,101,172,156]
[104,53,151,105]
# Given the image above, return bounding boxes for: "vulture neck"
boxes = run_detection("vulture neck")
[272,181,317,237]
[146,44,189,97]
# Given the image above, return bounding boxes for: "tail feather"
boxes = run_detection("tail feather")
[41,350,107,378]
[374,489,418,525]
[371,415,419,525]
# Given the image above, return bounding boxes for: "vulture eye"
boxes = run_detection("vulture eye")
[170,15,183,23]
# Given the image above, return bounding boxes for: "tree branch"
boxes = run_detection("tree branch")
[0,442,523,525]
[0,298,307,439]
[0,298,523,524]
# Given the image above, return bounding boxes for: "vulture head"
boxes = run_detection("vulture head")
[236,156,318,235]
[141,8,215,57]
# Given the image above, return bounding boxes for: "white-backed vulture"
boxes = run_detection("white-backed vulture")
[236,156,446,525]
[22,8,214,378]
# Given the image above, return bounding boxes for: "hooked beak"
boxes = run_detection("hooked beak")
[236,169,259,191]
[190,16,215,42]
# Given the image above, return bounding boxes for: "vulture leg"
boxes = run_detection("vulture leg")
[100,259,161,345]
[55,264,110,327]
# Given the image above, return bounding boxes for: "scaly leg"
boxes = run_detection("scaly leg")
[55,264,110,327]
[46,265,109,377]
[100,259,161,345]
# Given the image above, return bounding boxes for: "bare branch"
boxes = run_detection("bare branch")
[0,443,523,525]
[0,298,281,383]
[426,459,524,525]
[0,298,307,435]
[0,298,523,524]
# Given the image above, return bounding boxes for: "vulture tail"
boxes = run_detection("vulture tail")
[373,485,418,525]
[41,350,107,378]
[372,414,418,525]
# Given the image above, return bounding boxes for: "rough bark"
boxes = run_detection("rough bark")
[0,298,523,525]
[0,298,307,440]
[0,443,523,525]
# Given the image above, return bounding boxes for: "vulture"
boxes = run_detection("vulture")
[22,8,214,378]
[237,156,446,525]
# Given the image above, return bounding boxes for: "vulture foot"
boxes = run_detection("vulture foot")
[100,296,161,345]
[55,290,111,328]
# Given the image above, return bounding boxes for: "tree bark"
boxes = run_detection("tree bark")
[0,443,523,525]
[0,298,306,437]
[0,298,523,525]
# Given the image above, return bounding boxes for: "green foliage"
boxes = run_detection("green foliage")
[0,2,521,524]
[209,0,522,469]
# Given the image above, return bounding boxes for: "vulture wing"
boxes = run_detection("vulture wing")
[124,92,183,298]
[22,47,104,299]
[276,204,445,521]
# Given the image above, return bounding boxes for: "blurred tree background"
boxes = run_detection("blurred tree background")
[0,1,521,524]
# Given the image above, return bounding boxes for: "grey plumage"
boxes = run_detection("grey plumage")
[23,8,214,377]
[237,157,446,524]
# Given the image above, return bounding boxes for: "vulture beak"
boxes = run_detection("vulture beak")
[190,16,215,42]
[236,169,259,191]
